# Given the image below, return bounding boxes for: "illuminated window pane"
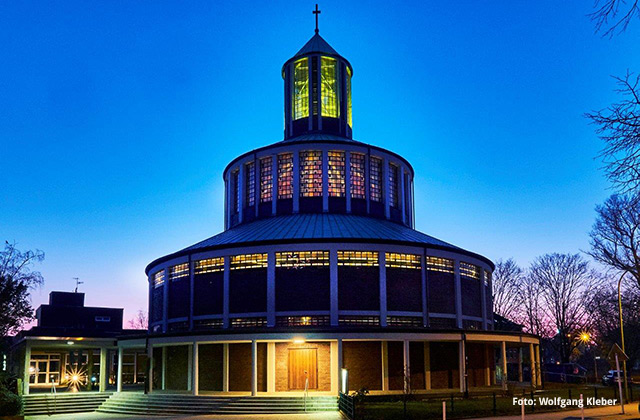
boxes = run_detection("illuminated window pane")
[169,263,189,280]
[232,169,239,214]
[260,157,273,203]
[275,251,329,268]
[300,150,323,197]
[245,161,255,207]
[370,157,383,202]
[328,151,345,197]
[346,66,352,127]
[230,253,268,270]
[337,251,379,267]
[194,257,224,274]
[460,262,481,280]
[321,57,339,118]
[385,253,421,269]
[277,153,293,199]
[293,58,309,120]
[426,257,454,274]
[153,270,165,288]
[389,163,399,208]
[484,270,491,286]
[350,152,365,199]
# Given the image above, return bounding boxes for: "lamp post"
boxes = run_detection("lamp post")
[617,271,629,404]
[579,332,594,383]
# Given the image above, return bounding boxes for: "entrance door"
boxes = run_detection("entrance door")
[288,348,318,390]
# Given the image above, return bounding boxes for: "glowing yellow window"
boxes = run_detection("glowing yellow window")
[293,58,309,120]
[321,57,339,118]
[346,66,352,127]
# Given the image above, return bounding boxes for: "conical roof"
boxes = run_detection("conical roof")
[293,33,340,58]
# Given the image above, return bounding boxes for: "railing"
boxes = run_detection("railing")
[304,377,309,412]
[338,392,355,420]
[50,380,57,414]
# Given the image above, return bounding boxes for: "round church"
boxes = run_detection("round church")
[119,28,540,396]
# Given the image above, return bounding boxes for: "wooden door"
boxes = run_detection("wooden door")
[288,348,318,390]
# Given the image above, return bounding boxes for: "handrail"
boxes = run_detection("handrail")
[304,376,309,412]
[50,379,57,414]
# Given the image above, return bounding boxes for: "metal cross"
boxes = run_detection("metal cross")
[313,4,321,34]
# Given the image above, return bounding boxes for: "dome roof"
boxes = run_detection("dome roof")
[146,214,494,273]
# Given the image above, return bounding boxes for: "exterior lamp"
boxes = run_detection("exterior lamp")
[293,338,305,344]
[341,368,349,394]
[67,341,74,345]
[579,332,591,343]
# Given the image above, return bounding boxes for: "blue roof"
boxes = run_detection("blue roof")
[146,214,493,272]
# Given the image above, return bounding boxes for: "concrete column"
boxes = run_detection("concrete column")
[187,345,193,392]
[163,268,169,333]
[223,257,230,328]
[330,250,339,326]
[238,163,245,223]
[485,344,492,386]
[345,151,351,213]
[337,339,344,393]
[365,152,371,213]
[421,251,428,327]
[223,343,230,392]
[251,340,258,396]
[147,345,153,393]
[400,166,406,224]
[192,343,199,395]
[535,345,542,386]
[108,347,115,392]
[267,252,276,327]
[480,269,488,330]
[529,343,536,388]
[424,342,431,390]
[403,340,411,393]
[271,154,278,215]
[454,261,462,329]
[161,347,166,390]
[379,252,387,327]
[330,341,338,394]
[383,158,390,219]
[381,342,389,391]
[293,151,300,213]
[23,342,31,395]
[267,342,276,393]
[322,150,329,212]
[459,340,466,393]
[117,348,123,392]
[501,341,508,390]
[518,347,523,383]
[189,259,195,330]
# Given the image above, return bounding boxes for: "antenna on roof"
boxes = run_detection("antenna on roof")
[73,277,84,293]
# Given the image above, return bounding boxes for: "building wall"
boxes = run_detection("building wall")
[343,341,382,391]
[275,342,331,392]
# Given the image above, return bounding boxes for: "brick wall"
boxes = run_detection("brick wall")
[343,341,382,391]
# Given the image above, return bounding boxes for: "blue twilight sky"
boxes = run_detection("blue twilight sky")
[1,1,639,324]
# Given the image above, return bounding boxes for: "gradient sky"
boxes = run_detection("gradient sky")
[1,1,639,326]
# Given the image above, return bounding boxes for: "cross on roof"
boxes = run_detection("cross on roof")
[313,4,321,34]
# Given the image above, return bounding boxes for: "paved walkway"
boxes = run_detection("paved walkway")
[470,403,640,419]
[27,412,344,420]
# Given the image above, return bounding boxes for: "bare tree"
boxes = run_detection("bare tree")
[586,72,640,195]
[492,258,525,321]
[128,310,148,330]
[590,0,640,37]
[0,241,44,337]
[520,272,553,338]
[588,194,640,288]
[529,253,603,362]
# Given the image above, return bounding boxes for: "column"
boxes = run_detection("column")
[161,347,167,390]
[454,261,462,329]
[187,344,193,392]
[381,342,389,391]
[23,342,31,395]
[485,344,491,386]
[116,348,123,392]
[330,250,339,326]
[421,252,428,327]
[535,345,542,387]
[459,340,466,393]
[345,151,351,213]
[223,343,230,392]
[223,257,230,328]
[379,253,387,327]
[292,151,300,213]
[267,342,276,393]
[365,152,371,213]
[337,339,344,393]
[322,150,329,212]
[501,341,508,390]
[100,347,108,392]
[383,158,390,219]
[163,268,169,332]
[480,269,488,330]
[238,163,245,223]
[192,343,199,395]
[518,347,523,383]
[529,343,536,388]
[267,252,276,327]
[403,340,411,393]
[424,342,431,391]
[189,259,195,330]
[147,344,154,393]
[400,167,406,224]
[271,154,278,216]
[251,340,258,396]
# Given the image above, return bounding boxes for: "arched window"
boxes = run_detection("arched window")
[292,58,309,120]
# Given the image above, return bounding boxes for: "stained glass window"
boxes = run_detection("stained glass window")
[460,262,481,280]
[293,58,309,120]
[230,253,268,270]
[389,163,399,208]
[426,257,454,274]
[277,153,293,199]
[337,251,379,267]
[321,57,339,118]
[259,157,273,203]
[350,152,365,199]
[169,263,189,280]
[153,270,165,288]
[385,253,421,269]
[245,161,255,207]
[370,156,383,202]
[346,66,352,127]
[275,251,329,267]
[328,151,345,197]
[194,257,224,274]
[300,150,323,197]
